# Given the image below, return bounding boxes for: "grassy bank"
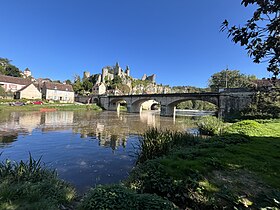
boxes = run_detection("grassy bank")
[1,118,279,209]
[126,120,280,209]
[0,155,76,210]
[0,103,102,112]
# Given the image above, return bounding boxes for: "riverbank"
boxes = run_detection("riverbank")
[0,103,102,112]
[125,119,280,209]
[0,119,279,209]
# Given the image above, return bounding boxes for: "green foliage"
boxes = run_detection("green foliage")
[126,160,198,209]
[73,75,83,94]
[221,0,280,77]
[171,85,210,93]
[224,120,272,136]
[136,128,199,163]
[176,100,217,111]
[82,80,93,91]
[197,116,224,136]
[208,69,256,91]
[241,89,280,119]
[210,134,250,145]
[0,57,22,77]
[79,185,176,210]
[0,154,76,209]
[131,79,152,88]
[0,86,5,97]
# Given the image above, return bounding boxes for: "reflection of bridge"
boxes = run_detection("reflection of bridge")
[92,90,255,118]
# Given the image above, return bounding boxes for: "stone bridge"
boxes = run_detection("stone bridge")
[78,89,254,118]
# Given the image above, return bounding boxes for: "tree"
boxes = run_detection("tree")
[221,0,280,78]
[65,79,72,85]
[208,69,257,91]
[83,80,93,92]
[73,75,83,94]
[0,57,22,77]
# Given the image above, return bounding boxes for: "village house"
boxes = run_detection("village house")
[92,82,106,95]
[15,83,42,99]
[42,82,74,103]
[0,75,31,92]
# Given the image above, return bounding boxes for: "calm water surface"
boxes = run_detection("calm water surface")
[0,110,194,194]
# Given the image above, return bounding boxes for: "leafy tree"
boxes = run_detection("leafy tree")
[73,75,83,94]
[0,57,22,77]
[112,75,122,84]
[65,79,72,85]
[83,80,93,92]
[221,0,280,78]
[208,69,257,91]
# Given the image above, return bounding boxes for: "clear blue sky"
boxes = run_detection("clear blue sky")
[0,0,270,87]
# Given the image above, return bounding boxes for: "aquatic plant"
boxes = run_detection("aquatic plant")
[136,128,200,163]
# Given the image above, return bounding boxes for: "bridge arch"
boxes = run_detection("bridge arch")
[130,98,160,113]
[108,98,127,112]
[161,96,219,116]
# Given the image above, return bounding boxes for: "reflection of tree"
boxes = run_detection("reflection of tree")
[0,135,18,147]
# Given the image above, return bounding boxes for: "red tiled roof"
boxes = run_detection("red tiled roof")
[44,82,74,92]
[0,75,31,85]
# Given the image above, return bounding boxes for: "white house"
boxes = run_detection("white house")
[92,82,106,95]
[0,75,31,92]
[42,82,74,103]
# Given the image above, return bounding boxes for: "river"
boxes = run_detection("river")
[0,110,196,194]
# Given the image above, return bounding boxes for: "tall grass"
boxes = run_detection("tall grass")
[0,153,76,209]
[136,128,200,163]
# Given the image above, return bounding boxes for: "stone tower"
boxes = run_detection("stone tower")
[125,66,130,77]
[102,67,108,82]
[114,62,121,75]
[83,71,90,80]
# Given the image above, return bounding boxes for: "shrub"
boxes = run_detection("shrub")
[197,116,224,136]
[224,120,270,136]
[79,185,176,210]
[126,159,199,208]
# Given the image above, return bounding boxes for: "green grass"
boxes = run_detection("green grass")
[0,154,76,210]
[0,103,102,112]
[127,120,280,209]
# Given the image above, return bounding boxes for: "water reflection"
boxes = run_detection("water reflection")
[0,110,195,193]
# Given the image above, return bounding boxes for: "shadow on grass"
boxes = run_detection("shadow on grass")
[127,131,280,209]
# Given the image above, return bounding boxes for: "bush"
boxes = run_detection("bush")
[197,116,224,136]
[224,120,270,136]
[79,185,176,210]
[126,160,199,208]
[0,154,76,209]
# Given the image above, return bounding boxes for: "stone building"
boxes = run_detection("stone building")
[92,82,106,95]
[42,82,74,103]
[0,75,31,92]
[101,62,131,83]
[15,83,42,99]
[141,74,156,83]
